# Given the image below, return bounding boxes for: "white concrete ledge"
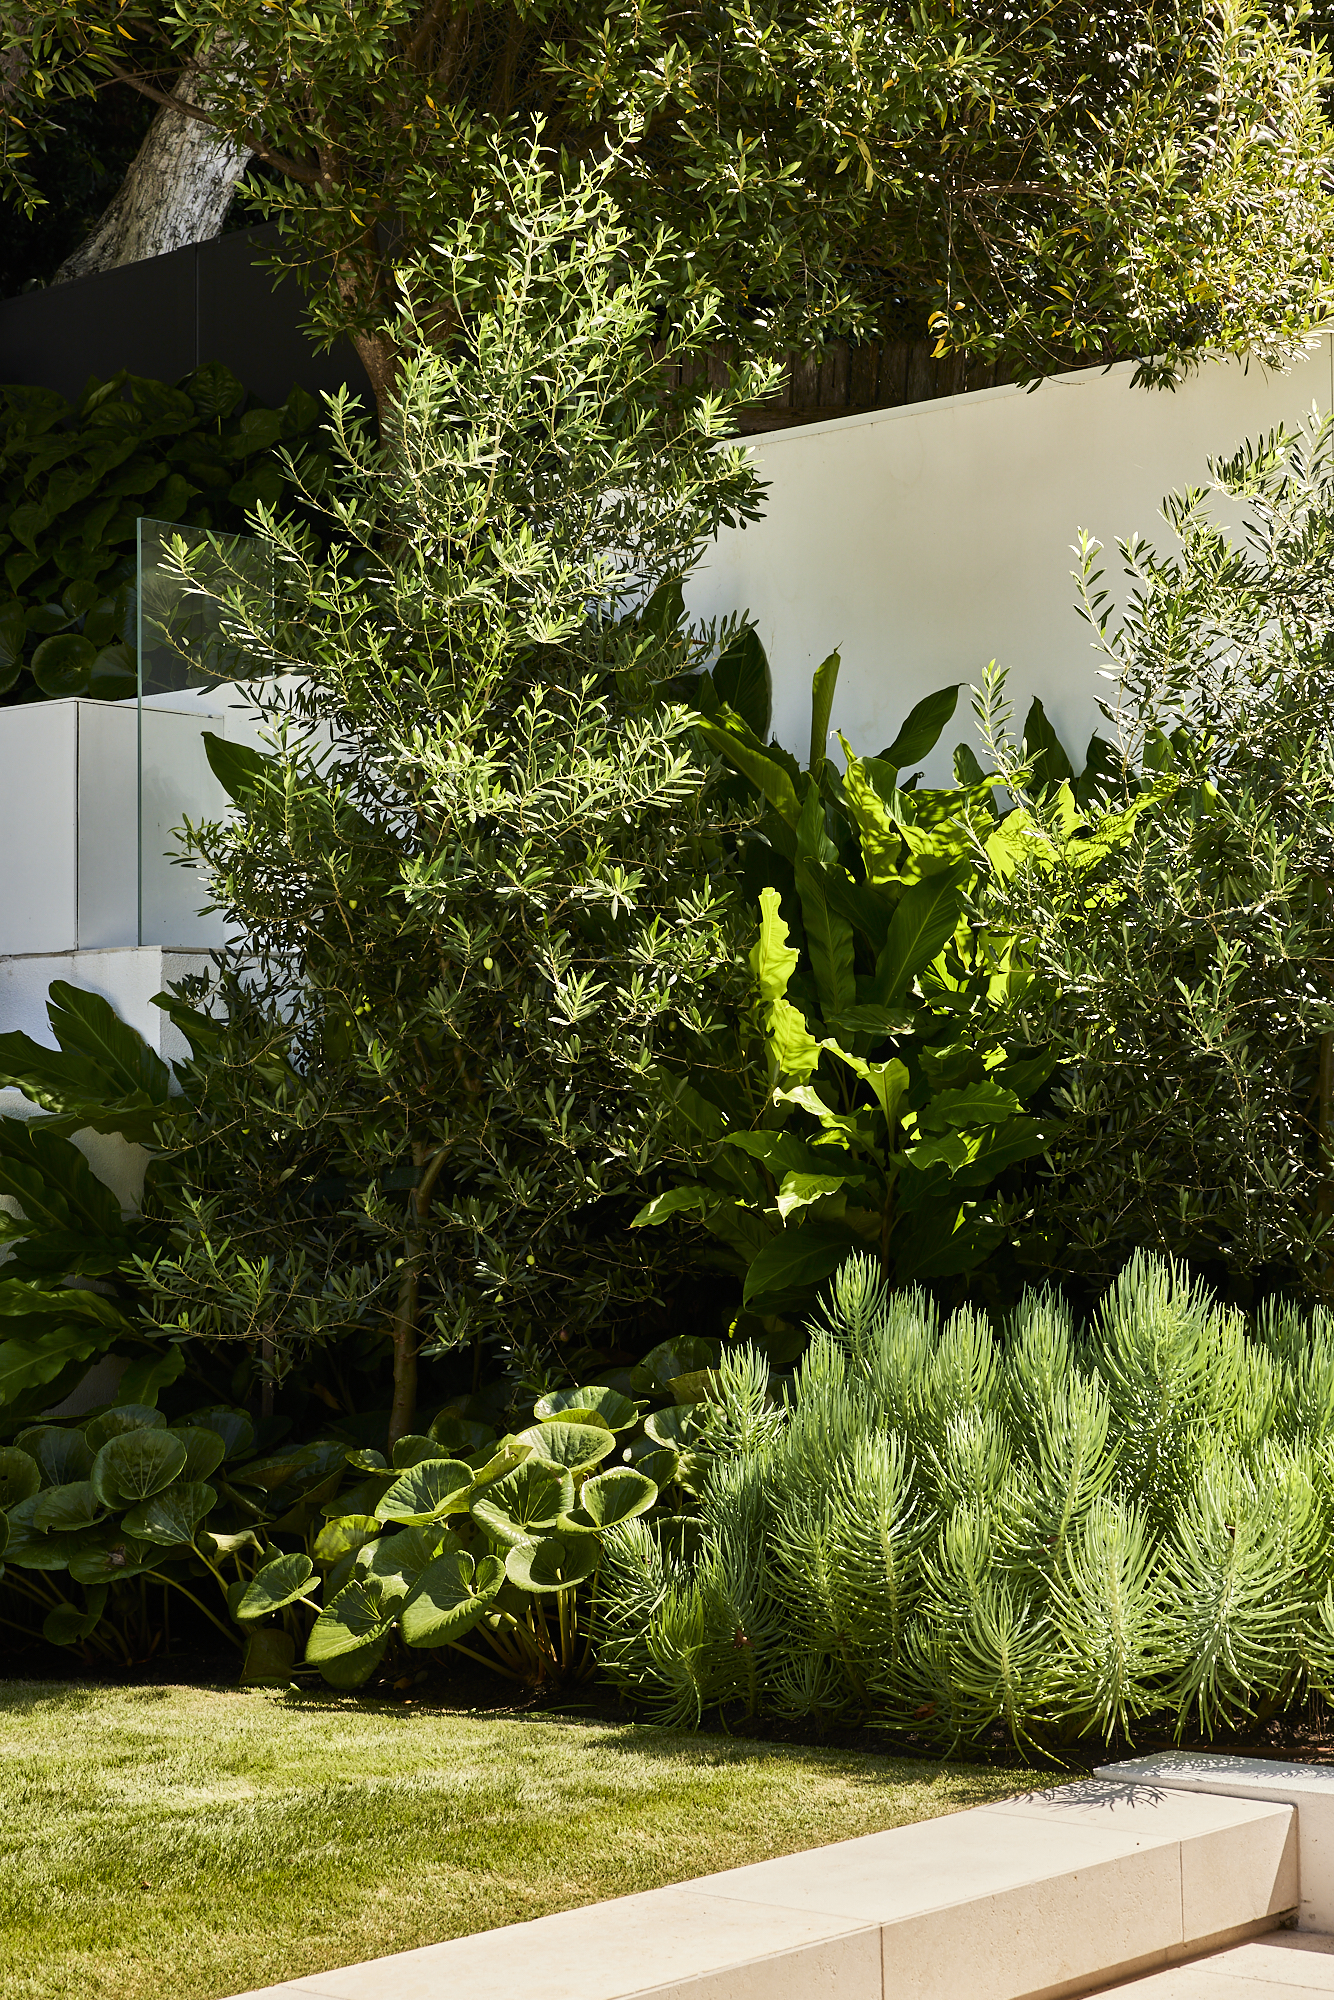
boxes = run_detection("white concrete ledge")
[223,1778,1297,2000]
[1099,1754,1334,1935]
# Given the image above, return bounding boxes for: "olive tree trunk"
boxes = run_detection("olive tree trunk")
[53,66,250,285]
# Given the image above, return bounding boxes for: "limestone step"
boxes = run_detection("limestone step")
[223,1777,1297,2000]
[1090,1930,1334,1994]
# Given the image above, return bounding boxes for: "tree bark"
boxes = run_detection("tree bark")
[53,66,250,285]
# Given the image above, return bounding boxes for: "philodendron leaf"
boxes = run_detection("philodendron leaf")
[68,1532,166,1584]
[122,1480,216,1546]
[505,1535,599,1594]
[374,1457,474,1527]
[400,1548,506,1648]
[470,1460,574,1549]
[90,1428,186,1510]
[313,1515,381,1566]
[33,1480,104,1533]
[511,1422,616,1477]
[306,1575,395,1664]
[712,625,771,741]
[236,1552,319,1622]
[15,1425,93,1486]
[533,1385,641,1431]
[558,1468,658,1535]
[42,1587,107,1646]
[0,1445,40,1507]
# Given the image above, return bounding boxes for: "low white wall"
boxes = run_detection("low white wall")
[688,341,1334,776]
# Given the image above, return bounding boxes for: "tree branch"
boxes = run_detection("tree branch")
[102,57,322,187]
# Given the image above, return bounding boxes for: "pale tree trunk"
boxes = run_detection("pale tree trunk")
[53,66,250,285]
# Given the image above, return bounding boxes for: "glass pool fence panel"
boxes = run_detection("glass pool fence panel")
[136,518,273,947]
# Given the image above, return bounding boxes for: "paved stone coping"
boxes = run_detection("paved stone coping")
[1091,1929,1334,1994]
[225,1775,1298,2000]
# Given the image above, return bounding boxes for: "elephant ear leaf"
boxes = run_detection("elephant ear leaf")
[202,731,276,806]
[879,685,961,774]
[400,1548,505,1647]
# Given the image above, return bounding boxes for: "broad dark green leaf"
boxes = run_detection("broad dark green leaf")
[400,1548,505,1646]
[374,1457,474,1526]
[0,1119,125,1242]
[879,685,961,772]
[808,650,840,773]
[795,857,856,1020]
[33,1480,104,1532]
[90,1428,186,1510]
[872,865,969,1004]
[1022,695,1076,793]
[236,1552,319,1622]
[122,1480,216,1546]
[306,1575,395,1663]
[16,1424,93,1486]
[0,1445,40,1507]
[713,626,771,739]
[505,1535,599,1594]
[202,731,276,807]
[43,1587,107,1646]
[742,1220,853,1309]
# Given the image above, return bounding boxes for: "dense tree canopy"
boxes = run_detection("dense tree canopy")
[2,0,1333,414]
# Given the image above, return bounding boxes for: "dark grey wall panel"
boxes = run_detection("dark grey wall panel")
[0,224,371,410]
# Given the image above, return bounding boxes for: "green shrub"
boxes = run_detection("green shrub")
[0,364,324,703]
[596,1250,1334,1750]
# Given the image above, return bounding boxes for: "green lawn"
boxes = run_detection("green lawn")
[0,1681,1025,2000]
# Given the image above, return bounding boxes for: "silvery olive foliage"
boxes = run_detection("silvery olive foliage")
[136,154,775,1443]
[987,415,1334,1293]
[598,1251,1334,1749]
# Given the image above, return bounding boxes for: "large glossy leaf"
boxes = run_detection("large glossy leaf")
[0,1322,109,1407]
[31,631,94,696]
[84,1404,165,1451]
[15,1425,93,1486]
[794,856,856,1021]
[312,1636,391,1689]
[306,1575,395,1664]
[505,1535,599,1594]
[374,1457,474,1526]
[236,1552,319,1622]
[742,1219,853,1310]
[428,1410,497,1454]
[0,981,171,1125]
[470,1460,573,1549]
[698,712,801,826]
[43,1587,107,1646]
[748,885,799,1003]
[180,1406,254,1460]
[33,1480,104,1532]
[69,1531,166,1584]
[90,1428,186,1509]
[558,1468,658,1535]
[512,1422,615,1476]
[0,1445,41,1507]
[713,626,771,739]
[116,1347,186,1408]
[533,1385,640,1431]
[1022,695,1076,793]
[872,866,969,1005]
[390,1433,450,1470]
[643,1406,700,1449]
[3,1494,86,1570]
[0,1119,125,1242]
[400,1548,505,1647]
[202,732,276,807]
[313,1514,381,1566]
[362,1523,454,1602]
[807,649,841,774]
[639,1337,719,1387]
[880,685,961,772]
[122,1480,216,1545]
[167,1426,227,1483]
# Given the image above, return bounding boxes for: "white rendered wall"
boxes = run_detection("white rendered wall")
[687,340,1334,776]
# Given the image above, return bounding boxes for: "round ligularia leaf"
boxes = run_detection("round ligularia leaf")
[644,1405,700,1450]
[0,1446,41,1509]
[400,1549,505,1648]
[180,1406,254,1461]
[313,1515,381,1567]
[83,1405,165,1452]
[505,1534,599,1594]
[389,1434,449,1471]
[533,1385,641,1432]
[42,1587,107,1646]
[167,1427,227,1484]
[239,1629,296,1687]
[428,1411,496,1455]
[2,1494,83,1570]
[31,631,95,697]
[314,1635,390,1689]
[33,1480,104,1534]
[557,1467,658,1536]
[236,1551,319,1623]
[16,1426,94,1487]
[90,1428,186,1510]
[374,1457,474,1527]
[68,1532,165,1584]
[344,1447,389,1474]
[362,1524,454,1603]
[306,1575,395,1664]
[511,1421,616,1476]
[122,1480,216,1546]
[469,1460,573,1549]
